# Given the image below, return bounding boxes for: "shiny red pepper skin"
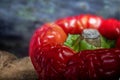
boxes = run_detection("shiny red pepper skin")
[98,19,120,39]
[55,14,103,34]
[65,49,120,80]
[29,14,120,80]
[116,37,120,48]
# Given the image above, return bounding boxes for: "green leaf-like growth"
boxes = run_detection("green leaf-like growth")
[64,34,116,52]
[79,39,97,51]
[101,36,116,48]
[64,34,81,52]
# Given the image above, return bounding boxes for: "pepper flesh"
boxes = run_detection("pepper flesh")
[65,49,120,80]
[98,19,120,39]
[55,14,103,34]
[29,14,120,80]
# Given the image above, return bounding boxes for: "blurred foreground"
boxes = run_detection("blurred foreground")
[0,51,38,80]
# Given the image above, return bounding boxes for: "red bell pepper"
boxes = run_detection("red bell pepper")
[116,37,120,48]
[29,14,120,80]
[98,18,120,39]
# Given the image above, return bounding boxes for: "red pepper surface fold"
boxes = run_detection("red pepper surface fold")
[29,14,120,80]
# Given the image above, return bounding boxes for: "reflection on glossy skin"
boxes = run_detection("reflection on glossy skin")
[30,14,120,80]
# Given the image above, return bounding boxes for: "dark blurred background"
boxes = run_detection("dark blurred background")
[0,0,120,57]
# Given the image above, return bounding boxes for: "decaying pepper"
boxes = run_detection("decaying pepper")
[29,14,120,80]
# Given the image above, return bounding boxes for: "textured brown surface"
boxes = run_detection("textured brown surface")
[0,50,38,80]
